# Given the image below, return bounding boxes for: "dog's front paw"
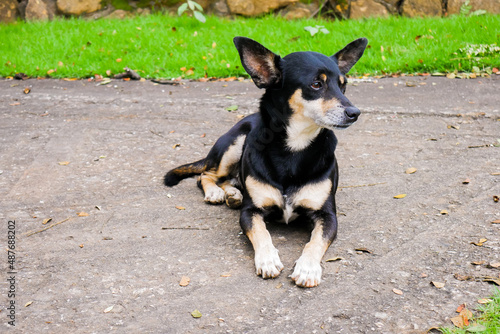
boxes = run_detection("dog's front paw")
[225,188,243,208]
[204,186,225,204]
[290,256,322,288]
[254,246,284,279]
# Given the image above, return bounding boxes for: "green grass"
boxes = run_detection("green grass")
[0,14,499,79]
[441,289,500,334]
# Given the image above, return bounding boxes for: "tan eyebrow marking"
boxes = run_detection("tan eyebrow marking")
[319,73,327,82]
[339,76,345,85]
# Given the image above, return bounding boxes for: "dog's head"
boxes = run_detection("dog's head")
[234,37,368,130]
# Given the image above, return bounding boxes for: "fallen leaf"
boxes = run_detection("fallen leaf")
[462,178,471,184]
[454,273,474,281]
[220,274,231,277]
[489,262,500,268]
[326,257,343,262]
[420,273,428,278]
[212,42,216,48]
[482,276,500,285]
[47,69,55,75]
[440,209,449,215]
[226,105,238,111]
[490,172,500,176]
[172,143,180,149]
[393,194,406,199]
[456,303,466,313]
[447,73,456,79]
[62,78,77,81]
[200,133,206,138]
[77,212,89,217]
[25,301,33,307]
[104,305,114,313]
[179,276,190,286]
[450,315,464,328]
[355,247,373,254]
[471,261,485,265]
[492,219,500,224]
[431,281,445,288]
[470,238,487,246]
[191,309,202,318]
[42,218,52,225]
[24,87,31,94]
[58,161,70,165]
[393,288,403,295]
[447,125,460,130]
[10,102,21,106]
[116,58,122,62]
[477,298,492,304]
[175,206,185,210]
[79,244,84,248]
[459,308,472,326]
[493,195,499,202]
[405,167,417,174]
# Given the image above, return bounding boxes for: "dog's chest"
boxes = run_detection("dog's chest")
[245,176,332,223]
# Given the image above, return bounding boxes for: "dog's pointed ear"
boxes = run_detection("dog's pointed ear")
[332,38,368,74]
[233,37,282,89]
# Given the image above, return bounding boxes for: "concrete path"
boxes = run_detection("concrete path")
[1,76,499,333]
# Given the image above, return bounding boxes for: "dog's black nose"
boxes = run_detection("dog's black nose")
[345,107,361,120]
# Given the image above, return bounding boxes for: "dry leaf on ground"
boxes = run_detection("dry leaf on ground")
[77,212,89,217]
[179,276,190,287]
[431,281,445,288]
[470,238,487,246]
[191,309,202,318]
[393,194,406,199]
[405,167,417,174]
[392,288,403,295]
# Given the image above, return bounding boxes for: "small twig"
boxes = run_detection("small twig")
[150,129,164,138]
[114,67,141,80]
[468,144,492,148]
[161,227,210,231]
[339,182,386,189]
[24,217,73,237]
[151,79,181,85]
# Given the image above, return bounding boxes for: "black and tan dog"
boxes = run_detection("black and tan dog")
[165,36,368,287]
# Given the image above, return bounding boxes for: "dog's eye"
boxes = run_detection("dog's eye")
[310,81,322,90]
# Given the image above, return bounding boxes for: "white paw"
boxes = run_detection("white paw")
[254,246,284,279]
[290,256,322,288]
[225,188,243,208]
[204,186,225,204]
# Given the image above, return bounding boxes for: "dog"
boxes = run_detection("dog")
[165,36,368,287]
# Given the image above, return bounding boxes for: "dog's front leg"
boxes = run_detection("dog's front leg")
[240,209,284,279]
[291,214,338,287]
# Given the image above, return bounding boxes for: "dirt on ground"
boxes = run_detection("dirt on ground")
[1,75,499,333]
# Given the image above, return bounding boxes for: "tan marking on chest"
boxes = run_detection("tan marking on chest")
[292,179,332,211]
[246,176,284,209]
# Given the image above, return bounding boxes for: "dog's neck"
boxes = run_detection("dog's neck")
[259,92,323,152]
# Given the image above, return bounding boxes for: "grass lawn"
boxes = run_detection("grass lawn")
[0,14,499,79]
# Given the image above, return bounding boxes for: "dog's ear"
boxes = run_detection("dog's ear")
[233,37,282,89]
[332,38,368,74]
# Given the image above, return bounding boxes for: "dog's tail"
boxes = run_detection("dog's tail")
[164,159,207,187]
